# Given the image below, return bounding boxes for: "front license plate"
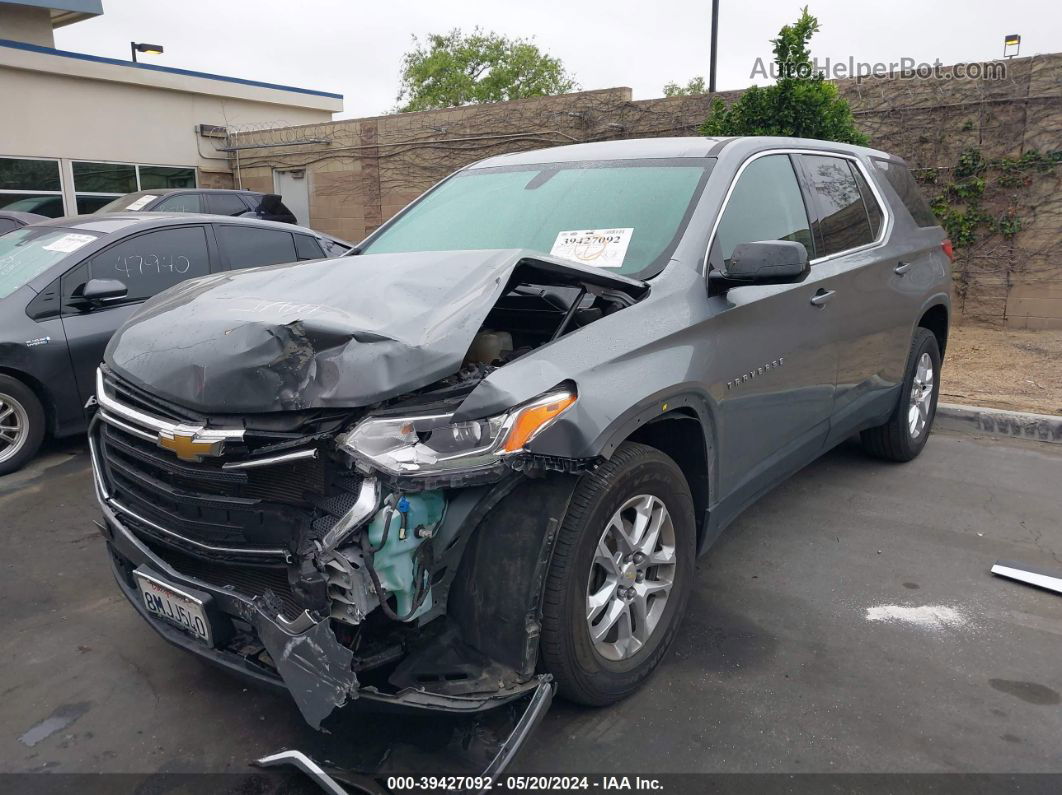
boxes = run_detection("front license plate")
[134,570,213,645]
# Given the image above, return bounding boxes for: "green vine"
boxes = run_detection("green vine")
[916,148,1060,249]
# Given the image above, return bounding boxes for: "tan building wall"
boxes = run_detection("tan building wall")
[0,38,341,211]
[225,54,1062,329]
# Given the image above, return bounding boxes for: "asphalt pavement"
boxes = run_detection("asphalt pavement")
[1,428,1060,787]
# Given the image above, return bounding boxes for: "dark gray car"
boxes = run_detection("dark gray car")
[0,214,350,474]
[89,137,951,740]
[97,189,298,224]
[0,210,48,235]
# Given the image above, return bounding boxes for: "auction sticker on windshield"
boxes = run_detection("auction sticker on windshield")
[550,228,633,268]
[134,570,212,644]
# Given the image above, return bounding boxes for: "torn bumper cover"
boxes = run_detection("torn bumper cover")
[98,494,546,727]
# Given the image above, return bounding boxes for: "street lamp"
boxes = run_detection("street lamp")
[130,42,164,63]
[708,0,720,93]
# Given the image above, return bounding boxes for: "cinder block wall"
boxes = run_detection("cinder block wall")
[226,53,1062,329]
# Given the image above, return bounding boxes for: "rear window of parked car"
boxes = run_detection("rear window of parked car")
[872,159,939,228]
[798,155,883,257]
[216,225,297,269]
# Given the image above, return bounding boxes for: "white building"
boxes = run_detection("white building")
[0,0,342,216]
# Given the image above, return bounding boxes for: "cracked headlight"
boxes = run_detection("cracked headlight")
[339,389,576,476]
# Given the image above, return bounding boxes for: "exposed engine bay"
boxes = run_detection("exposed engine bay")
[91,250,647,736]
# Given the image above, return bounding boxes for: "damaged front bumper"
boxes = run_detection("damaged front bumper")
[98,498,547,725]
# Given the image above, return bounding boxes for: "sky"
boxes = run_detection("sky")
[54,0,1062,120]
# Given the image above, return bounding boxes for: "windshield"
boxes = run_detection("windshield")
[0,227,100,300]
[96,192,161,213]
[363,159,712,277]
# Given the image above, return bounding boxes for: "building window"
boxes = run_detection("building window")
[73,161,197,214]
[138,166,197,190]
[0,156,64,217]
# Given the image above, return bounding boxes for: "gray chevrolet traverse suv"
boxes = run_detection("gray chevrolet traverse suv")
[90,137,950,739]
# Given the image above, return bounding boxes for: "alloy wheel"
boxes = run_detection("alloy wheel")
[0,392,30,465]
[585,494,677,661]
[908,352,935,439]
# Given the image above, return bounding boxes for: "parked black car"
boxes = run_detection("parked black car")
[97,189,299,224]
[0,211,48,235]
[0,213,350,474]
[90,135,952,757]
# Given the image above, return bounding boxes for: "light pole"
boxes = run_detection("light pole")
[709,0,720,93]
[130,42,164,63]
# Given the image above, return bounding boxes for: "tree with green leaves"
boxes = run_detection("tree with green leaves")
[699,7,867,145]
[395,28,578,113]
[663,76,706,97]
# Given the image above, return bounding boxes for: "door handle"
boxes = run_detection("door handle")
[810,289,836,307]
[894,261,913,275]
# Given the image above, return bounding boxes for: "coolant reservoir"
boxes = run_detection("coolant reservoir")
[466,330,514,364]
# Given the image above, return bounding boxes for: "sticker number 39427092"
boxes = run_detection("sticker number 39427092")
[550,228,633,268]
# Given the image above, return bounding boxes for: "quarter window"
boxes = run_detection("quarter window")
[64,226,211,306]
[798,155,876,256]
[714,154,813,266]
[294,234,325,260]
[216,225,297,270]
[873,159,938,228]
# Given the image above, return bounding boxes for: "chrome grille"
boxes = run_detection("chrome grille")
[93,368,359,562]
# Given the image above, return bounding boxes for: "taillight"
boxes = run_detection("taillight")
[941,239,955,262]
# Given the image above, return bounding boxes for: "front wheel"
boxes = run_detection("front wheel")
[861,327,941,462]
[539,442,696,706]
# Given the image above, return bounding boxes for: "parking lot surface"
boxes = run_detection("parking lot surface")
[2,429,1060,783]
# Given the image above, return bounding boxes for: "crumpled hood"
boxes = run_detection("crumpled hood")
[104,248,646,414]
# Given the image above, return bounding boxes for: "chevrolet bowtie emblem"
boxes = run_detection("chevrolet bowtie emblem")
[157,427,226,462]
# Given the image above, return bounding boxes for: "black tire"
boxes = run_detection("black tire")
[861,327,941,463]
[539,441,696,706]
[0,375,46,476]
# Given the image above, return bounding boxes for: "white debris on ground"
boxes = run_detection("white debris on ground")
[864,604,969,631]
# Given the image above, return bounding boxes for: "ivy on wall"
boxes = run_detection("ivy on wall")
[914,149,1061,249]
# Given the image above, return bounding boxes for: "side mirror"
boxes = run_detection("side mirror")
[708,240,810,292]
[79,278,128,304]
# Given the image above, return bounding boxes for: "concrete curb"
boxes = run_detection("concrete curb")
[936,403,1062,444]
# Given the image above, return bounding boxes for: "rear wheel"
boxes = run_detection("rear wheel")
[0,375,46,476]
[539,442,695,705]
[861,327,941,462]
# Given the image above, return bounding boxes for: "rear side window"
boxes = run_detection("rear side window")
[873,159,938,227]
[216,225,297,269]
[714,154,813,265]
[206,193,251,216]
[154,194,202,213]
[0,219,18,235]
[851,166,884,238]
[798,155,876,256]
[294,234,325,260]
[67,226,211,304]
